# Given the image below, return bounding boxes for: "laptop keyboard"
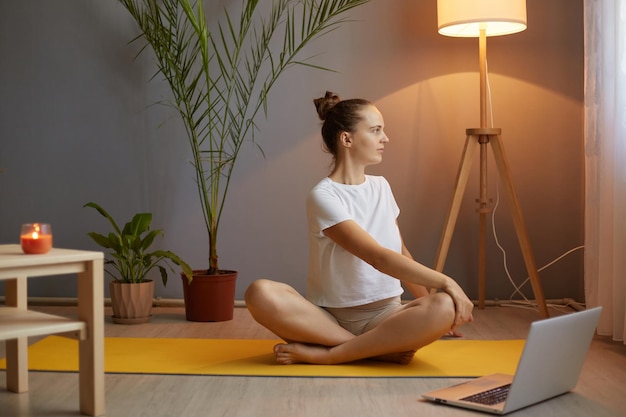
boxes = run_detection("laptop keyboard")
[460,384,511,405]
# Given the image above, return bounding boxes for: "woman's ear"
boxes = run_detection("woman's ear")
[340,132,352,148]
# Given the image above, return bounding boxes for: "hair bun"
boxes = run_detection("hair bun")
[313,91,341,121]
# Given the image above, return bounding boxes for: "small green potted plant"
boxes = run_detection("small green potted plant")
[84,202,193,324]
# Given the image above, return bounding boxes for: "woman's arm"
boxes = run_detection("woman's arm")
[400,239,430,299]
[323,219,473,328]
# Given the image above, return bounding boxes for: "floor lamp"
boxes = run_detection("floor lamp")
[434,0,549,318]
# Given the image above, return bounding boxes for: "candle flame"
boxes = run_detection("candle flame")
[32,231,40,239]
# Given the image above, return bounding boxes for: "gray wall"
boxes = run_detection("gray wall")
[0,0,584,303]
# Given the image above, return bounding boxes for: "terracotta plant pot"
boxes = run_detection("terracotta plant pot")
[181,270,237,322]
[109,280,155,324]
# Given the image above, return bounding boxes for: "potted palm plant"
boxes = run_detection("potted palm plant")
[117,0,370,321]
[85,202,193,324]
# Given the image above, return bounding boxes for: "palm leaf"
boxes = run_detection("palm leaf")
[117,0,371,273]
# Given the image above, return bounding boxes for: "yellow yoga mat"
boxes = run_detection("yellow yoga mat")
[0,336,524,378]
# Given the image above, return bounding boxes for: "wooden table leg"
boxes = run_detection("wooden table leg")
[77,258,105,416]
[5,277,28,393]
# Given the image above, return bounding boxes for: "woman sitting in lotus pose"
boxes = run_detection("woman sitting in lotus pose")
[245,91,474,365]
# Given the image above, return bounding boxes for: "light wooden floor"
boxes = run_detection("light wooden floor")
[1,304,625,417]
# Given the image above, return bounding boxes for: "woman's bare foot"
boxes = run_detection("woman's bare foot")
[273,343,416,365]
[273,342,333,365]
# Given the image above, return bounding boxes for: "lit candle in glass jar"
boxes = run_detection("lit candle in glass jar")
[20,223,53,254]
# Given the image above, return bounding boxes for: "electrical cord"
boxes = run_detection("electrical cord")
[491,173,585,312]
[485,61,585,313]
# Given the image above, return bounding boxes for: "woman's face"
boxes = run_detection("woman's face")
[344,105,389,165]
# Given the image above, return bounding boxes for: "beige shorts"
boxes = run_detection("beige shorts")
[322,296,403,336]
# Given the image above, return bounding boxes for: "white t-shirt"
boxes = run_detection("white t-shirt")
[305,175,404,307]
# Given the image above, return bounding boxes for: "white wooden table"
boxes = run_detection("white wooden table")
[0,244,105,416]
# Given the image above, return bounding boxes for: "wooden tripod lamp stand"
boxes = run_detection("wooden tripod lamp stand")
[435,0,549,318]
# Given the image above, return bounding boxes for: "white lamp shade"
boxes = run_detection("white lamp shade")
[437,0,527,37]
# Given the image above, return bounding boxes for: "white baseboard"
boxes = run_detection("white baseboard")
[0,296,582,310]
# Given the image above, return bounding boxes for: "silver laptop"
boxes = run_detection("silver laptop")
[421,307,602,414]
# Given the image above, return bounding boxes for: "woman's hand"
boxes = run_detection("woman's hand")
[442,278,474,331]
